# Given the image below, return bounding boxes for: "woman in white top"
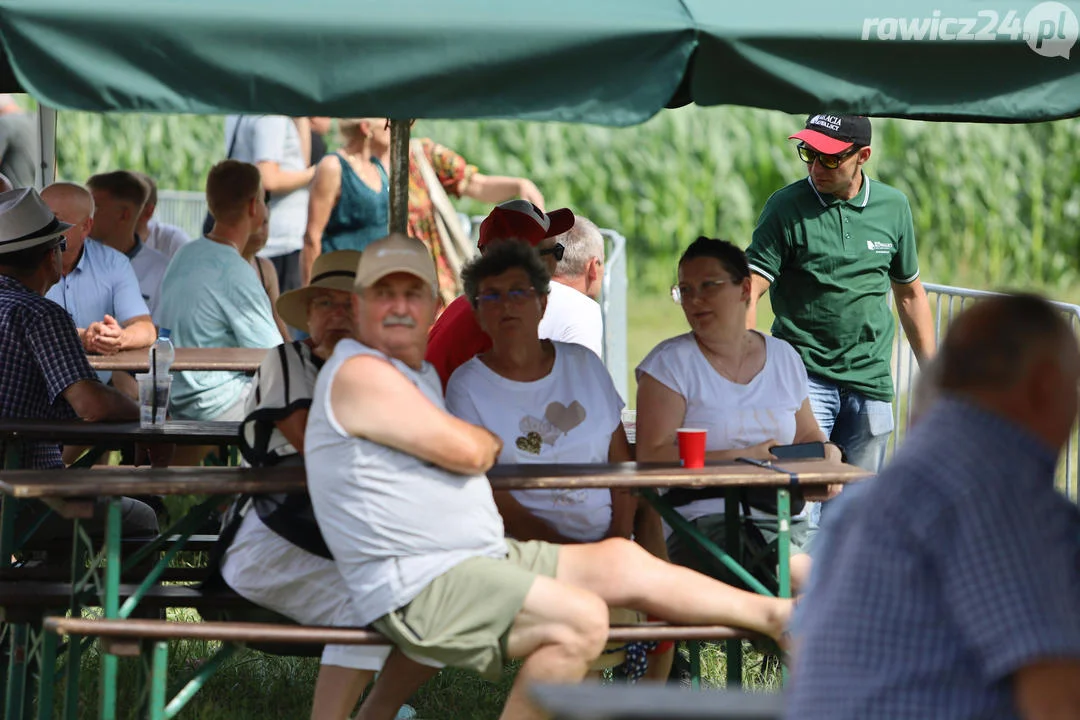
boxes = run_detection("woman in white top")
[635,237,840,592]
[445,240,672,679]
[445,240,647,547]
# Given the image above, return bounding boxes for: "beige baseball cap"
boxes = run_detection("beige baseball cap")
[353,233,437,294]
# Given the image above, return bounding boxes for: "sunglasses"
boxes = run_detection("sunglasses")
[797,143,859,170]
[538,243,565,262]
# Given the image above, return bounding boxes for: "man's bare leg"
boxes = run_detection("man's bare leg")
[352,651,438,720]
[790,552,811,595]
[557,539,792,643]
[312,667,374,720]
[500,575,610,720]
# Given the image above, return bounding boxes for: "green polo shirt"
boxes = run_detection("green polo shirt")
[746,174,919,402]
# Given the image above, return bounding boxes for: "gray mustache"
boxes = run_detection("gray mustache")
[383,315,416,328]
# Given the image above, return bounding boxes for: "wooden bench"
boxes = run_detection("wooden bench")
[44,616,759,655]
[531,683,784,719]
[1,534,220,583]
[36,615,763,718]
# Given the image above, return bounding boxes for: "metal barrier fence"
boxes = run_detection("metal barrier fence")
[891,282,1080,499]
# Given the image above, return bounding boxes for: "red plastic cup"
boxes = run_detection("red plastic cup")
[677,428,707,468]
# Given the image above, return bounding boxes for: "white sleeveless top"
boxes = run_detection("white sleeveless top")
[305,339,507,626]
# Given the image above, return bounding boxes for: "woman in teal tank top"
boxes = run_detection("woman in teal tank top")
[302,118,391,284]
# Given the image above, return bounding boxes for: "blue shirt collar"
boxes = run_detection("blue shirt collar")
[126,235,144,260]
[932,396,1060,474]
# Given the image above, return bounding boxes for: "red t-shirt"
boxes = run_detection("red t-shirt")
[425,295,492,390]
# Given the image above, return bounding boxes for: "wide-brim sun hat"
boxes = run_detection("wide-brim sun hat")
[276,250,362,333]
[0,188,73,255]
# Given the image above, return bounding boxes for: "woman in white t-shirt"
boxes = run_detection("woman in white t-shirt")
[635,237,840,592]
[445,240,675,680]
[445,241,645,546]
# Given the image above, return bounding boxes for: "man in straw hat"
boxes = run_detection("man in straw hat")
[0,187,157,538]
[305,233,793,720]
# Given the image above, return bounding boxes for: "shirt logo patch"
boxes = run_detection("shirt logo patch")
[866,240,893,254]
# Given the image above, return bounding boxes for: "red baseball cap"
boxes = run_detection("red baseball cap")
[477,199,575,250]
[789,114,872,155]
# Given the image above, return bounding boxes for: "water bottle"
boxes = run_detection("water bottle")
[141,329,175,427]
[150,328,175,377]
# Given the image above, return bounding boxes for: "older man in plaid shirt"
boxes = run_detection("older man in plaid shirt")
[0,188,157,540]
[789,293,1080,720]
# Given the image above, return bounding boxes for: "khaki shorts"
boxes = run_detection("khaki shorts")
[373,539,560,680]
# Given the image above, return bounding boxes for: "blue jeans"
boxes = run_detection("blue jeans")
[806,374,893,525]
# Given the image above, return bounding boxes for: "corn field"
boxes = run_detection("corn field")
[53,107,1080,294]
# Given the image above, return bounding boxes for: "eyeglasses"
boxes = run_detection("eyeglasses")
[671,279,728,304]
[538,243,565,262]
[797,143,858,170]
[308,296,352,313]
[476,287,538,306]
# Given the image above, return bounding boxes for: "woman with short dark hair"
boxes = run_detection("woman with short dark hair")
[636,236,840,593]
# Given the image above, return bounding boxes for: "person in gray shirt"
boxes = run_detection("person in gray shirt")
[224,115,315,294]
[0,95,35,189]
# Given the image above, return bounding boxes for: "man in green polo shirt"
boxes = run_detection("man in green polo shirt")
[746,114,935,476]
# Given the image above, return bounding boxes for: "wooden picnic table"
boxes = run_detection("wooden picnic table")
[87,347,268,373]
[0,458,870,713]
[0,419,240,448]
[0,460,867,514]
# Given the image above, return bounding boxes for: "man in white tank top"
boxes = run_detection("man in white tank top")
[306,234,794,720]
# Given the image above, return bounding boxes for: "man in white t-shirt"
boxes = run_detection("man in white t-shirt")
[133,172,192,259]
[224,116,315,294]
[548,215,605,358]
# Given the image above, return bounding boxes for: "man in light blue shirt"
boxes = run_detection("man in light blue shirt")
[42,183,155,382]
[86,171,170,315]
[788,294,1080,720]
[157,160,281,424]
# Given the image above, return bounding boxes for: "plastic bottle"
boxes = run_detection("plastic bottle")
[150,328,175,377]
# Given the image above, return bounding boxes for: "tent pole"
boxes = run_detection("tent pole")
[35,104,57,190]
[388,119,411,234]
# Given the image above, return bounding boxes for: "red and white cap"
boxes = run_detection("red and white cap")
[477,199,575,250]
[789,114,872,155]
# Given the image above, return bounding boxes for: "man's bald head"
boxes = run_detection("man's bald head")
[41,183,95,224]
[939,293,1080,450]
[41,183,95,252]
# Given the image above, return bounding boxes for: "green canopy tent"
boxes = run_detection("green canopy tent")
[2,0,1080,122]
[3,0,1079,209]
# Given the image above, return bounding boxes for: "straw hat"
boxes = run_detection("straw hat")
[276,250,361,333]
